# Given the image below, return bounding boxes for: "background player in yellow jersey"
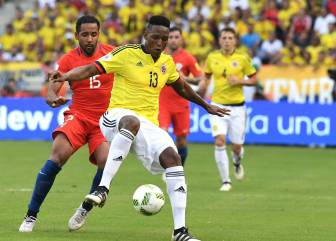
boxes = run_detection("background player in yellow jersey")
[199,27,257,192]
[52,16,229,241]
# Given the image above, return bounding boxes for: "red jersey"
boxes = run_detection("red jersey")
[159,48,202,110]
[57,43,114,120]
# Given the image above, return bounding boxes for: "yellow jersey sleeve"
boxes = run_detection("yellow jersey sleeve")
[96,46,127,74]
[166,56,180,85]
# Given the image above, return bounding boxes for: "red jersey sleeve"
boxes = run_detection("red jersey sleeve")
[187,54,202,77]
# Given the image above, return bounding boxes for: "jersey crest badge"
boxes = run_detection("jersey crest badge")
[232,61,238,67]
[161,64,167,74]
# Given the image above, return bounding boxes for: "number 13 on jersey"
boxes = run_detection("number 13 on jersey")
[149,71,158,88]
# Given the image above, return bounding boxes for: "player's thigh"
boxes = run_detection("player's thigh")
[209,113,229,137]
[50,133,74,165]
[158,105,172,131]
[133,118,177,174]
[51,112,87,163]
[172,109,190,137]
[228,106,247,145]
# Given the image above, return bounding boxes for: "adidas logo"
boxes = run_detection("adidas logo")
[136,61,144,67]
[113,156,123,161]
[174,186,186,193]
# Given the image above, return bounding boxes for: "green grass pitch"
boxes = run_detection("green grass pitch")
[0,141,335,241]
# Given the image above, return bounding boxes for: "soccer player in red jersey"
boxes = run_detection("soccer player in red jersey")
[19,15,114,232]
[159,26,202,166]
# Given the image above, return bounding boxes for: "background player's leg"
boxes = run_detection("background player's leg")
[231,143,245,180]
[173,111,190,166]
[214,135,231,191]
[228,106,246,180]
[19,133,73,232]
[176,136,188,166]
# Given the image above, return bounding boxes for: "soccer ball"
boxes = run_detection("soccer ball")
[132,184,165,216]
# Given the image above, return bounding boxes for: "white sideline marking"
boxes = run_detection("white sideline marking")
[6,188,32,192]
[232,193,335,200]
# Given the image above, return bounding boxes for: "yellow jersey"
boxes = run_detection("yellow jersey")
[96,44,179,125]
[204,50,256,104]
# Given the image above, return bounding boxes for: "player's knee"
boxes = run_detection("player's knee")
[231,144,242,154]
[159,147,182,168]
[119,115,140,136]
[49,151,68,167]
[215,136,226,147]
[49,145,72,167]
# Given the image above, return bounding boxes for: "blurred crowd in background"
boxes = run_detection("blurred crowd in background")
[0,0,336,97]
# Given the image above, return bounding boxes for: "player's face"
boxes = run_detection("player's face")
[219,31,236,52]
[167,30,182,51]
[75,23,100,56]
[144,25,169,59]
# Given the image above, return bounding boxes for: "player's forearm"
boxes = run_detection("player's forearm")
[47,78,63,97]
[243,75,258,86]
[197,75,210,97]
[174,81,209,110]
[64,64,99,82]
[185,76,202,85]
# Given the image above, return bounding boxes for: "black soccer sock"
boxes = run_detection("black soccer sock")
[177,147,188,166]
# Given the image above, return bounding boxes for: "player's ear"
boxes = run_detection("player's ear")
[75,32,79,41]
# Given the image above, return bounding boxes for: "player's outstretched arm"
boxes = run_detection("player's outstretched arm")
[171,77,230,117]
[227,73,257,86]
[179,71,202,86]
[51,63,99,83]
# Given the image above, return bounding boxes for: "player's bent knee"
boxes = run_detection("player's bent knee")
[215,136,226,147]
[231,143,242,154]
[159,147,182,168]
[119,115,140,135]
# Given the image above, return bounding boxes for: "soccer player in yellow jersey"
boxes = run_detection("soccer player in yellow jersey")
[199,27,257,192]
[52,16,229,241]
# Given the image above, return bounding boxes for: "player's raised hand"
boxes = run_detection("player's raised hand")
[205,104,230,117]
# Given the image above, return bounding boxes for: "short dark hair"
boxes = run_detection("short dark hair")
[76,15,100,33]
[219,27,237,37]
[147,15,170,29]
[169,26,182,34]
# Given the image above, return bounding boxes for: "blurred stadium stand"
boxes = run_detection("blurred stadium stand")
[0,0,34,34]
[0,0,335,98]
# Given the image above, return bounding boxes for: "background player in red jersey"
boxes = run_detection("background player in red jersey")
[159,26,202,166]
[19,15,114,232]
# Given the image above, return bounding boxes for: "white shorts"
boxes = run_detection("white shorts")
[99,108,177,174]
[208,102,247,144]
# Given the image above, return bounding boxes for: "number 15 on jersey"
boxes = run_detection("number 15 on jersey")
[90,75,101,89]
